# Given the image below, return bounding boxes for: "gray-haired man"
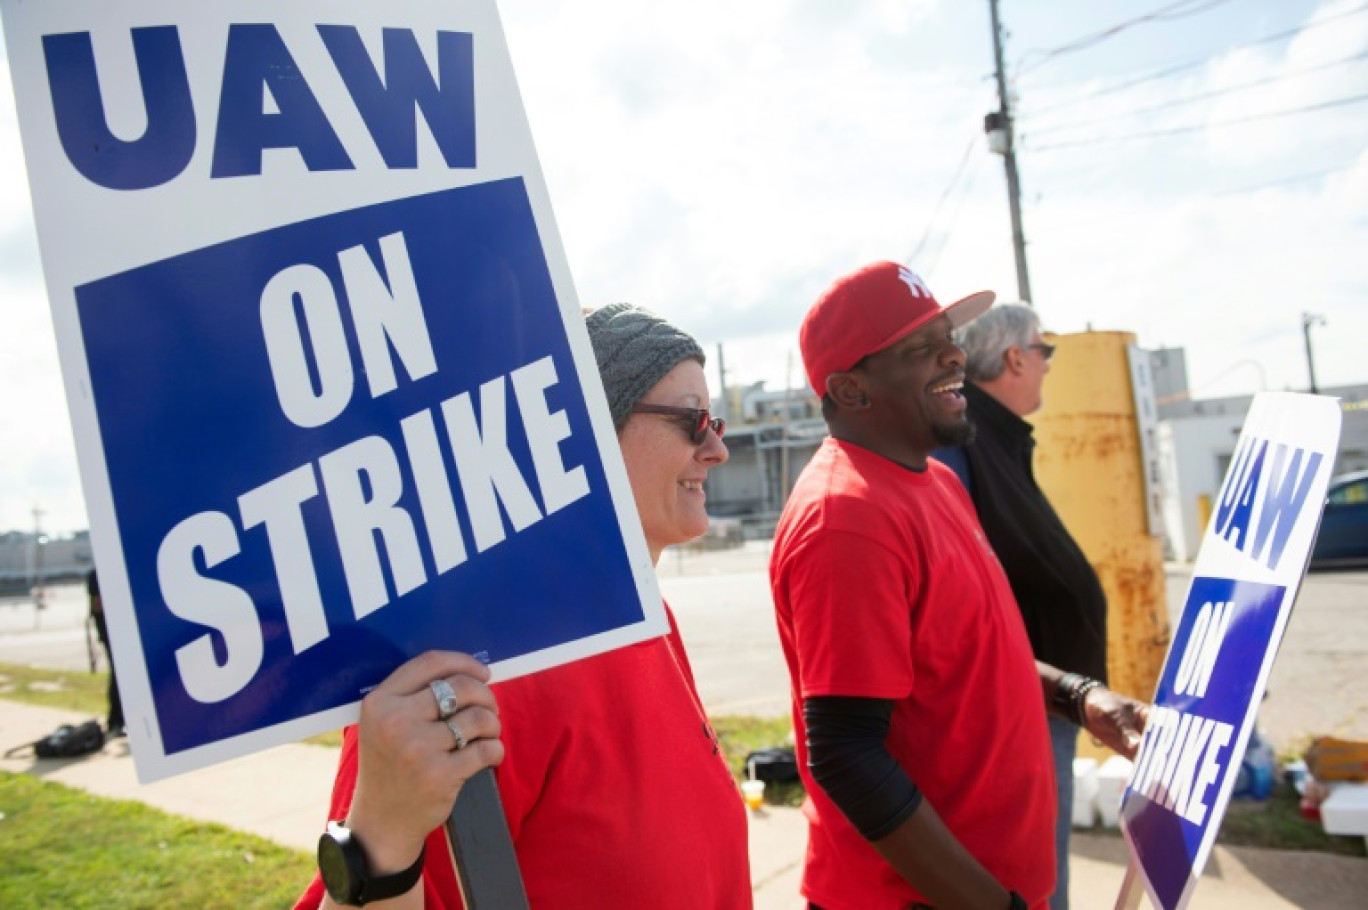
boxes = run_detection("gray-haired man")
[933,304,1109,910]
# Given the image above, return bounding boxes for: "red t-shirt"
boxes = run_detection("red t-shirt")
[295,608,751,909]
[770,438,1055,910]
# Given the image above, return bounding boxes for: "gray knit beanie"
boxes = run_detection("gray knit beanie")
[585,303,706,429]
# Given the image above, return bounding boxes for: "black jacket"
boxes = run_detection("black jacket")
[935,382,1109,682]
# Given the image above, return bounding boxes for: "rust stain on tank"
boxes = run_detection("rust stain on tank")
[1091,551,1170,701]
[1033,333,1170,707]
[1034,414,1135,465]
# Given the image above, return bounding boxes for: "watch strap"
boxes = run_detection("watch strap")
[320,820,426,906]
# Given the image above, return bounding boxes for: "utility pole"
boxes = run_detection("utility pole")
[715,342,728,422]
[1302,312,1326,394]
[781,351,793,507]
[986,0,1033,305]
[31,505,47,619]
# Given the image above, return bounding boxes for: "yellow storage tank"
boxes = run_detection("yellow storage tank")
[1032,331,1171,755]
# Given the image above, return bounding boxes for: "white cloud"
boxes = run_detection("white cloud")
[0,43,79,532]
[0,0,1362,532]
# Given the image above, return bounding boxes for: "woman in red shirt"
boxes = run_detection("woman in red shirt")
[298,304,751,910]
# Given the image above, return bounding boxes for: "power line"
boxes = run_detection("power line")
[1023,1,1368,117]
[1015,0,1234,77]
[1186,359,1272,398]
[921,155,985,282]
[1028,91,1368,152]
[907,133,980,264]
[1029,49,1368,136]
[1027,158,1367,238]
[1212,158,1368,195]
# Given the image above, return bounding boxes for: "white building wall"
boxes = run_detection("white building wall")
[1159,413,1244,561]
[1159,394,1368,562]
[1157,422,1187,560]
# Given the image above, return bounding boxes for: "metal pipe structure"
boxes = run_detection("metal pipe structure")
[1302,312,1326,394]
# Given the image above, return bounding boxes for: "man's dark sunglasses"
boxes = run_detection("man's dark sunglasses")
[632,404,726,445]
[1028,342,1056,361]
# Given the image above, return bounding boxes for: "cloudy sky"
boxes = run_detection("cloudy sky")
[2,0,1365,533]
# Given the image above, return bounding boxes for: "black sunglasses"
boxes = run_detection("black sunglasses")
[632,404,726,445]
[1028,342,1056,361]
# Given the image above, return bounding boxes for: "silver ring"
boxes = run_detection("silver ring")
[446,717,469,751]
[430,679,459,720]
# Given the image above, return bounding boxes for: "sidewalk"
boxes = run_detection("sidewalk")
[4,701,1367,908]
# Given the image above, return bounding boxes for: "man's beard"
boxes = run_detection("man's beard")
[932,416,976,447]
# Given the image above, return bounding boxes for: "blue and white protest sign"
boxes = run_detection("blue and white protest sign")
[1,0,668,782]
[1119,392,1341,910]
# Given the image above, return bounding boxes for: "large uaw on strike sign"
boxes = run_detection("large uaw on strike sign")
[1119,393,1341,910]
[1,0,666,782]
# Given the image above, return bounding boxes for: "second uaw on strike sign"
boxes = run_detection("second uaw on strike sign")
[1,0,666,782]
[1119,391,1341,910]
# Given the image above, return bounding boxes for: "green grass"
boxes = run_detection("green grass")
[0,771,314,909]
[0,663,107,715]
[712,714,805,807]
[304,729,344,749]
[1216,779,1366,857]
[0,662,345,748]
[712,713,793,773]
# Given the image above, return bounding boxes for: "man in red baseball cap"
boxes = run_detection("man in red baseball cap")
[798,260,994,399]
[770,261,1148,910]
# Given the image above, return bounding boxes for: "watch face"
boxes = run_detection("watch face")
[318,830,359,904]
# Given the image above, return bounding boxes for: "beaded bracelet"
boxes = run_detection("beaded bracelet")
[1069,677,1103,726]
[1054,672,1103,727]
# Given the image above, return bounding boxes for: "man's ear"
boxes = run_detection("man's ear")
[826,372,870,410]
[1004,346,1025,376]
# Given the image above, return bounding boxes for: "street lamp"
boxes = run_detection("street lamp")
[1302,312,1326,394]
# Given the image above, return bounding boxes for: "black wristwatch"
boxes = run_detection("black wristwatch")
[318,820,426,906]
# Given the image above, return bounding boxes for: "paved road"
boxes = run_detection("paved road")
[658,544,793,717]
[659,541,1194,720]
[1262,568,1368,747]
[0,582,103,672]
[4,548,1365,753]
[661,543,1368,756]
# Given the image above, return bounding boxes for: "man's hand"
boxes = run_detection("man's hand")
[1081,688,1149,759]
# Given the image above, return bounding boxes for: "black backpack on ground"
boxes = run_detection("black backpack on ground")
[4,720,106,760]
[744,746,800,784]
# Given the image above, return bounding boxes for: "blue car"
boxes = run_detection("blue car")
[1310,470,1368,568]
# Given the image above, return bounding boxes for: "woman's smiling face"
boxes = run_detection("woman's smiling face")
[617,359,728,563]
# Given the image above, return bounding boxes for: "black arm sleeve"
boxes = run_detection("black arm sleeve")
[804,696,923,842]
